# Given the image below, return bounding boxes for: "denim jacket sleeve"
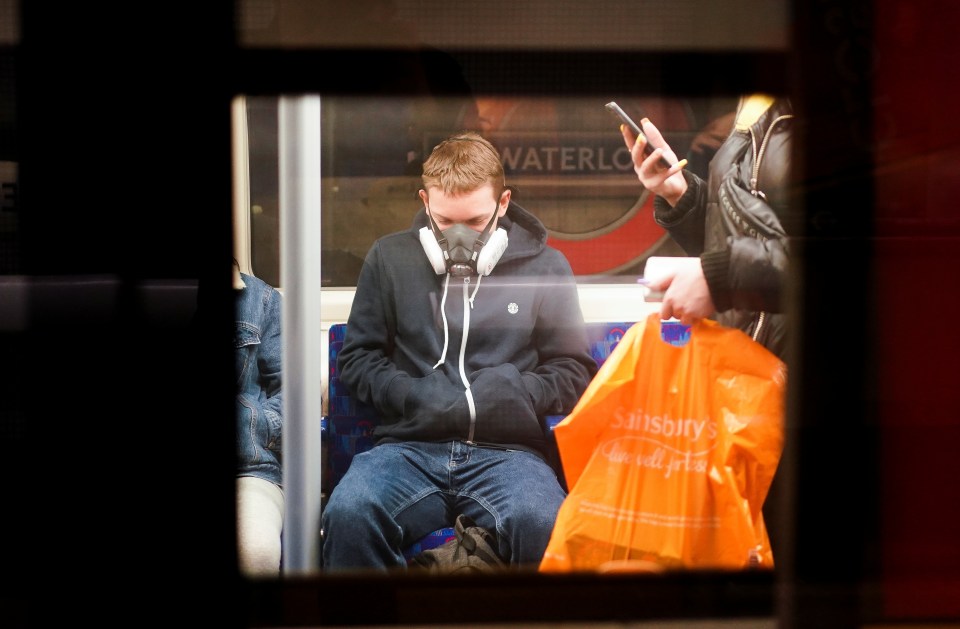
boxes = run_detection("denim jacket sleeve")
[235,274,284,483]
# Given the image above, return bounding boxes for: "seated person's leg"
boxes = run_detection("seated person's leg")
[457,447,567,568]
[321,441,451,571]
[236,475,285,577]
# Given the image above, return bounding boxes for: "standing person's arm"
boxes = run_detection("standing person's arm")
[622,116,790,323]
[699,182,790,315]
[619,118,712,324]
[620,117,709,256]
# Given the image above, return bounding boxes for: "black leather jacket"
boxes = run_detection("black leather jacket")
[653,97,794,360]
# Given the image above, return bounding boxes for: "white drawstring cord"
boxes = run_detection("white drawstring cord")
[459,277,477,441]
[432,273,451,369]
[468,274,482,308]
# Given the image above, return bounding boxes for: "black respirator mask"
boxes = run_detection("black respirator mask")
[419,203,509,277]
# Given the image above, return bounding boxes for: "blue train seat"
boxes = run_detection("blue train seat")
[322,320,634,561]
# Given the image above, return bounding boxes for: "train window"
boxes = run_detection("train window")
[231,0,795,596]
[242,93,745,288]
[236,0,790,291]
[236,88,792,579]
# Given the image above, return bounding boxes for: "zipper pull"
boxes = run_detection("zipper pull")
[749,177,767,199]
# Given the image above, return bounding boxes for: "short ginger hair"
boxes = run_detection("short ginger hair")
[421,132,505,198]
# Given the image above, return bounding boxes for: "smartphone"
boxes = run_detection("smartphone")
[605,101,673,168]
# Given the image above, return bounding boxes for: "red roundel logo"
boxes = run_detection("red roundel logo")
[546,191,664,275]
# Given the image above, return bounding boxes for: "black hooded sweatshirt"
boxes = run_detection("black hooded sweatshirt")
[337,201,598,461]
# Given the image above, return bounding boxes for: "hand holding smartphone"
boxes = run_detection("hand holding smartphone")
[605,101,674,169]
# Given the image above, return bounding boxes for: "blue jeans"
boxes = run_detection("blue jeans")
[320,441,567,571]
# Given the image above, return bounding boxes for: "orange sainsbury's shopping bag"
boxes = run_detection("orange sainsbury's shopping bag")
[540,313,786,572]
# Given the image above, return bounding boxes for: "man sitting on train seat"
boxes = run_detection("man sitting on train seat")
[320,132,597,572]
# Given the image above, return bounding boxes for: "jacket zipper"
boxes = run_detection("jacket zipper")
[749,113,794,200]
[753,310,766,342]
[747,112,792,341]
